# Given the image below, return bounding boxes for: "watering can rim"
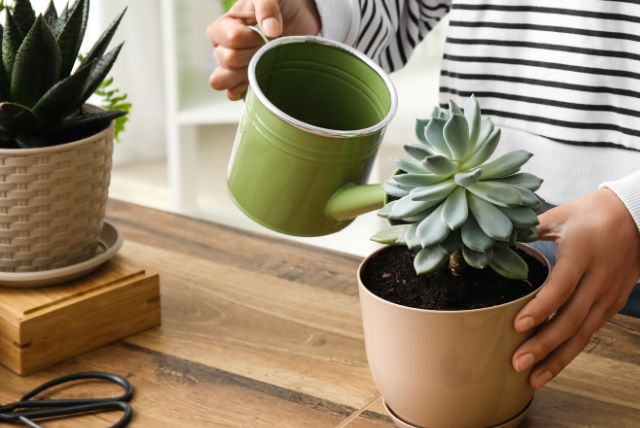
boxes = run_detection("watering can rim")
[247,34,398,139]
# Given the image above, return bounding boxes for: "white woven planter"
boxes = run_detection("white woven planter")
[0,117,114,272]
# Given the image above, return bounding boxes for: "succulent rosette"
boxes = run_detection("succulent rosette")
[373,95,544,280]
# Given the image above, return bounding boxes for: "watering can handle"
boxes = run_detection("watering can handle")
[325,184,386,222]
[247,25,272,45]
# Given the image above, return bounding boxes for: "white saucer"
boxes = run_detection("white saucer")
[0,221,124,288]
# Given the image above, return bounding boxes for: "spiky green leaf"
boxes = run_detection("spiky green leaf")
[416,204,450,247]
[414,246,448,275]
[12,0,36,36]
[479,150,533,180]
[80,43,124,104]
[80,7,126,68]
[3,11,23,80]
[0,102,39,134]
[46,109,124,140]
[44,0,59,27]
[0,25,10,100]
[11,16,61,107]
[443,113,469,160]
[57,0,89,76]
[489,247,529,280]
[442,187,468,229]
[467,193,513,241]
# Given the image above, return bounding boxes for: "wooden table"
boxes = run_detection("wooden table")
[1,200,639,427]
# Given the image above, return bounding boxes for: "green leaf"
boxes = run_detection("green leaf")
[462,245,491,269]
[32,60,95,125]
[440,230,462,253]
[442,187,468,229]
[382,181,410,198]
[371,224,409,244]
[11,16,61,108]
[3,11,24,80]
[403,143,431,160]
[377,201,395,218]
[454,169,482,187]
[449,99,463,115]
[44,1,59,27]
[414,246,448,275]
[467,181,523,207]
[461,216,494,252]
[0,25,10,100]
[489,247,529,280]
[416,204,450,247]
[0,102,39,134]
[404,223,421,250]
[57,0,88,76]
[410,179,457,202]
[389,194,439,219]
[422,154,455,175]
[394,158,428,174]
[467,193,513,241]
[12,0,36,36]
[464,95,481,148]
[493,173,543,191]
[479,150,533,180]
[424,117,451,156]
[516,227,540,243]
[462,127,500,169]
[393,173,447,187]
[80,7,126,68]
[514,186,544,210]
[415,118,429,145]
[46,109,125,139]
[79,43,124,104]
[443,113,469,160]
[499,206,539,228]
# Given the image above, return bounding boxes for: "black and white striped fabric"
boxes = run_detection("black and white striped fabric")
[350,0,640,153]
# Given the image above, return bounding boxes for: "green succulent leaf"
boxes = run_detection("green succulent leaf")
[393,173,447,187]
[11,16,61,108]
[515,186,544,210]
[410,179,457,202]
[479,150,533,180]
[371,224,409,244]
[499,206,539,228]
[422,155,455,175]
[389,194,438,219]
[32,60,95,125]
[466,181,523,207]
[462,127,501,169]
[57,0,89,76]
[416,204,450,247]
[424,117,451,156]
[12,0,36,36]
[448,99,463,115]
[394,158,428,174]
[493,173,543,191]
[516,227,540,243]
[46,109,125,140]
[80,7,126,68]
[461,215,494,252]
[404,223,421,250]
[0,102,39,134]
[467,193,513,241]
[382,181,410,198]
[440,230,462,253]
[414,246,448,275]
[44,0,58,27]
[454,169,482,187]
[464,94,481,148]
[3,11,24,80]
[377,200,395,218]
[0,26,10,100]
[489,247,529,280]
[442,187,468,230]
[432,106,450,120]
[443,112,469,160]
[462,245,491,269]
[80,42,124,104]
[415,118,429,145]
[403,143,431,160]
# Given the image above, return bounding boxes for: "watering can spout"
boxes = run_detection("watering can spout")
[325,184,386,222]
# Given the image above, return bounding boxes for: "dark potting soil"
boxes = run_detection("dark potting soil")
[361,246,548,311]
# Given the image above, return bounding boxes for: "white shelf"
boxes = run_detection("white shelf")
[178,96,243,125]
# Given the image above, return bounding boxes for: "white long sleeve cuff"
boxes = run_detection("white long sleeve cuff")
[601,170,640,233]
[314,0,359,46]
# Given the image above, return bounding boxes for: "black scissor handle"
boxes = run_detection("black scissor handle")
[20,371,133,404]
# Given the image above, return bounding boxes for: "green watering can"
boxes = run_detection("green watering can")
[227,34,398,236]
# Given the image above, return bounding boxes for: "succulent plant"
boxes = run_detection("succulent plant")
[372,95,543,280]
[0,0,126,148]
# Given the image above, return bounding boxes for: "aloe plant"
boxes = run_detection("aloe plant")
[0,0,126,148]
[372,95,543,280]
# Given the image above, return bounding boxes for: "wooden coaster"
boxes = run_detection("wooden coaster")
[0,252,160,375]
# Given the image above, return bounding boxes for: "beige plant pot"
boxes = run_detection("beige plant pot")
[0,115,114,272]
[358,244,550,428]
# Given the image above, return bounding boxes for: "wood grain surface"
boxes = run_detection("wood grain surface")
[1,199,638,427]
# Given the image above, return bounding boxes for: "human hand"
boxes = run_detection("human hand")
[207,0,321,100]
[512,188,640,388]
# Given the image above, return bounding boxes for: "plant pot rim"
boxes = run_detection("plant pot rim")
[0,104,115,155]
[357,243,550,315]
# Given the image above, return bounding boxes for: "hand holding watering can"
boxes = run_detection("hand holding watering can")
[225,31,398,236]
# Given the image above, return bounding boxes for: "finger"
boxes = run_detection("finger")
[512,276,595,372]
[227,82,249,101]
[514,250,587,332]
[207,16,263,49]
[254,0,283,38]
[214,46,258,70]
[209,67,248,91]
[528,303,608,388]
[537,208,563,241]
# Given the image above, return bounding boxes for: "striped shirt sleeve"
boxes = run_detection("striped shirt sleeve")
[315,0,451,72]
[601,172,640,233]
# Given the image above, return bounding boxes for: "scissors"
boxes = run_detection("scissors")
[0,371,133,427]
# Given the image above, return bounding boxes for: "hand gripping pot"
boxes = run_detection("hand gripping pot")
[227,35,397,236]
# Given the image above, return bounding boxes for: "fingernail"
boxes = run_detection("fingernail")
[515,353,535,372]
[261,17,279,37]
[534,370,553,388]
[515,316,535,332]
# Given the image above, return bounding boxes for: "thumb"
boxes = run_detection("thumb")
[254,0,283,38]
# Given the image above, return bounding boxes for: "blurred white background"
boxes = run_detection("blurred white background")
[34,0,448,256]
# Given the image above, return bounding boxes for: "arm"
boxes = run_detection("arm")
[315,0,451,72]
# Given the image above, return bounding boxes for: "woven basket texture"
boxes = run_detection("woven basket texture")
[0,127,114,272]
